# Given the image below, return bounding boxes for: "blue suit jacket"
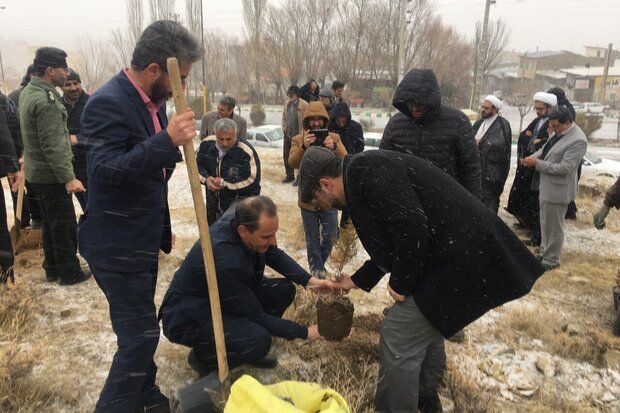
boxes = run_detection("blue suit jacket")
[78,70,182,273]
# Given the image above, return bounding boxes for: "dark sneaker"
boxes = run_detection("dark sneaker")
[249,354,278,369]
[419,394,443,413]
[188,349,212,377]
[282,176,295,183]
[59,269,92,286]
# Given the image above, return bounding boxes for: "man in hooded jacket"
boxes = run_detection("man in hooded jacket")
[288,102,347,276]
[380,68,481,199]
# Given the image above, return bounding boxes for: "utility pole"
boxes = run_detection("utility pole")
[469,0,493,110]
[599,43,613,104]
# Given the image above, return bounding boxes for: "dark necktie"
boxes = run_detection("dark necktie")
[541,133,563,160]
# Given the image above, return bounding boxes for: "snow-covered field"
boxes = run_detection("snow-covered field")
[2,146,620,412]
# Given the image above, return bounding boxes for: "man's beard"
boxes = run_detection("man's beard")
[481,111,492,119]
[150,75,171,106]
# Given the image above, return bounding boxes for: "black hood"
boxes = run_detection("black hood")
[392,69,442,121]
[330,102,351,121]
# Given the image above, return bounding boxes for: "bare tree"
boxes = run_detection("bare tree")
[264,2,306,86]
[75,35,114,92]
[242,0,267,103]
[109,0,145,69]
[127,0,144,45]
[475,19,511,77]
[149,0,176,21]
[331,0,372,93]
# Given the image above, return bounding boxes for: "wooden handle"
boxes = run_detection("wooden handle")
[167,58,230,386]
[15,167,25,222]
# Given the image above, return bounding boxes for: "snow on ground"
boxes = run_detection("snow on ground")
[2,145,620,412]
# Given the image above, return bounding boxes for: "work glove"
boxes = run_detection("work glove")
[593,204,611,230]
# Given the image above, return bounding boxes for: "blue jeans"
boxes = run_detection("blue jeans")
[300,208,338,274]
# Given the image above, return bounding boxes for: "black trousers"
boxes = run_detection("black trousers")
[92,264,165,413]
[0,182,14,282]
[481,180,504,214]
[283,135,294,179]
[189,278,295,370]
[29,183,81,281]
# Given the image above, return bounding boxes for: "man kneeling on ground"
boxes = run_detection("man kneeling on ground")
[159,196,335,375]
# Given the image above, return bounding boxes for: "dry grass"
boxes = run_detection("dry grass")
[276,202,307,251]
[274,314,382,413]
[284,286,318,326]
[0,284,35,342]
[441,361,497,413]
[497,307,619,366]
[0,285,57,413]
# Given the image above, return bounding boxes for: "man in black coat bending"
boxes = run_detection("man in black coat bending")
[298,147,545,413]
[380,68,481,199]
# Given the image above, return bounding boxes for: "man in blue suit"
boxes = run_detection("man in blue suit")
[79,20,203,413]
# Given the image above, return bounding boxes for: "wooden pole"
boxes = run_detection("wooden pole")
[167,57,231,396]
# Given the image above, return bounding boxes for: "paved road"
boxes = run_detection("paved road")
[240,103,620,140]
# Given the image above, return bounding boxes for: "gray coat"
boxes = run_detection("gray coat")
[534,124,587,204]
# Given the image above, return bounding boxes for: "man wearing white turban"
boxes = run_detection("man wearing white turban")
[473,95,512,213]
[506,91,557,247]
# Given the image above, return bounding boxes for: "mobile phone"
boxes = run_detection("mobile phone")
[310,129,329,146]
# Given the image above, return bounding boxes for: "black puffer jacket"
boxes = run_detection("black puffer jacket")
[328,102,364,155]
[380,69,481,198]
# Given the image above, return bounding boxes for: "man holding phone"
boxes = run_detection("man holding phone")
[288,102,347,276]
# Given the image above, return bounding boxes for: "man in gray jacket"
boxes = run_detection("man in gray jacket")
[521,106,587,271]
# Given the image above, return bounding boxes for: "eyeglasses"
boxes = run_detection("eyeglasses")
[307,116,323,122]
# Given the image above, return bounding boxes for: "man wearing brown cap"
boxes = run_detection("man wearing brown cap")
[19,47,89,285]
[297,146,544,413]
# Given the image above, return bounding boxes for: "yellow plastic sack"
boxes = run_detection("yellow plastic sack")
[224,374,350,413]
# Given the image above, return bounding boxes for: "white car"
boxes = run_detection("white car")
[363,132,382,150]
[247,125,285,148]
[581,152,620,178]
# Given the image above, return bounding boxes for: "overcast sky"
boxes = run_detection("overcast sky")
[0,0,618,56]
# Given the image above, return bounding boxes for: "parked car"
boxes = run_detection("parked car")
[571,102,583,113]
[581,152,620,178]
[578,102,604,116]
[246,125,285,148]
[363,132,382,150]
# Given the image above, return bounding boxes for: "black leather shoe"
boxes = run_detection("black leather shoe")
[419,394,443,413]
[542,263,560,271]
[249,354,278,369]
[282,176,295,183]
[188,349,212,377]
[59,269,92,286]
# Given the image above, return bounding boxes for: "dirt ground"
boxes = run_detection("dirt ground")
[2,146,620,412]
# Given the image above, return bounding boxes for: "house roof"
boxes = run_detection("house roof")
[560,66,620,77]
[521,50,567,59]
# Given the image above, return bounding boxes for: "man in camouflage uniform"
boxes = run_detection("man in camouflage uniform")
[19,47,90,285]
